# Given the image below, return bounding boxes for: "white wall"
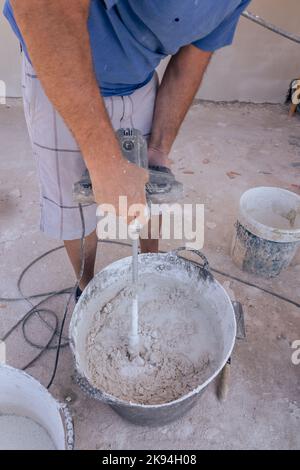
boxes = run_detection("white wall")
[198,0,300,103]
[1,0,300,102]
[0,0,22,98]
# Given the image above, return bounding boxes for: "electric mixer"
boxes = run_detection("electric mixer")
[73,128,183,358]
[73,128,183,205]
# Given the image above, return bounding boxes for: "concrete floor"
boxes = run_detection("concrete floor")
[0,99,299,450]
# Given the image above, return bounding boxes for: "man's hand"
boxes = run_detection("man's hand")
[91,157,149,224]
[11,0,147,223]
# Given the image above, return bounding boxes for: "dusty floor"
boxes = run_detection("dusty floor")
[0,99,299,450]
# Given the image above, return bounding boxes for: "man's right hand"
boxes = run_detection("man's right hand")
[90,155,149,225]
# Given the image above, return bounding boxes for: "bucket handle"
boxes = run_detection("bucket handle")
[168,247,212,276]
[59,403,75,450]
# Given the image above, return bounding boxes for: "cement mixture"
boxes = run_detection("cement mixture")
[86,275,222,405]
[0,414,56,450]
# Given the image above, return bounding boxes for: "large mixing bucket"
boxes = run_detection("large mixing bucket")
[70,249,236,426]
[0,365,74,450]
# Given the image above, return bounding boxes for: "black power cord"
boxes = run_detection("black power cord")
[46,203,86,389]
[1,234,299,388]
[1,203,86,388]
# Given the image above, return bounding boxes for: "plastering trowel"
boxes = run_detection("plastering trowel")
[217,300,246,401]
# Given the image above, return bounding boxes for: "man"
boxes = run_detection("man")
[4,0,250,296]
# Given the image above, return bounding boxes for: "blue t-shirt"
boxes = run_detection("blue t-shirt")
[3,0,250,97]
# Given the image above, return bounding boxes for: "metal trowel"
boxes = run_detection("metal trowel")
[217,300,246,401]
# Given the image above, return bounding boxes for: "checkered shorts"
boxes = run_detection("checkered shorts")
[22,54,158,240]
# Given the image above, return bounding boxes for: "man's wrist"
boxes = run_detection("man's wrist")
[148,128,176,157]
[148,146,170,167]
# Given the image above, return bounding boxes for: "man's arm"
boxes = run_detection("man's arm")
[148,45,212,167]
[11,0,148,219]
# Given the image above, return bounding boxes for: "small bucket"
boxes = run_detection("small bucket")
[0,365,74,450]
[70,249,236,426]
[231,187,300,277]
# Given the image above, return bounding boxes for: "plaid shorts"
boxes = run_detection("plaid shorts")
[22,54,158,240]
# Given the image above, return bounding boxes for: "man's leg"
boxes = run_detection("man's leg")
[140,237,159,254]
[140,214,161,253]
[64,230,98,290]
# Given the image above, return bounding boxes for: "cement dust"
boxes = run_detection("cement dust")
[0,414,56,450]
[86,274,222,405]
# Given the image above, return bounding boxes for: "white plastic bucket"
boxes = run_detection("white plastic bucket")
[0,365,74,450]
[232,187,300,277]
